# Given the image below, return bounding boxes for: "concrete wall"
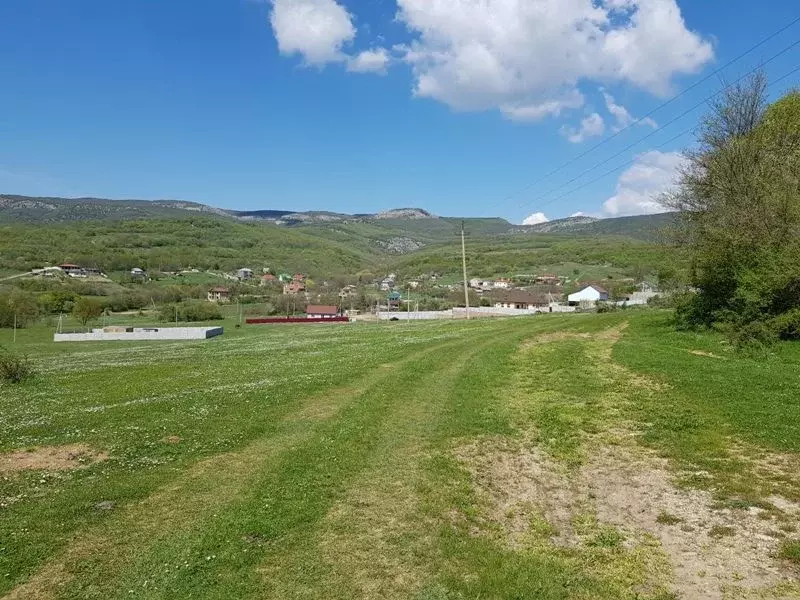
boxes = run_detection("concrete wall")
[376,305,578,321]
[54,326,223,342]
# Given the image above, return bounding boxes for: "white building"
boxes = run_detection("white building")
[237,268,254,280]
[493,279,512,289]
[568,285,609,304]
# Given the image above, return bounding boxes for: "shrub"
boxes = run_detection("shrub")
[0,348,35,383]
[727,320,778,356]
[158,301,223,323]
[596,302,617,313]
[770,308,800,341]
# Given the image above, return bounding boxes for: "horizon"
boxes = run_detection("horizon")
[0,192,674,223]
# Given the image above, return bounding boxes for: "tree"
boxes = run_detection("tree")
[72,297,102,327]
[665,71,800,342]
[0,290,39,328]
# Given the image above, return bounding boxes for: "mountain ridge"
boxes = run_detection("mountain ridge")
[0,194,674,236]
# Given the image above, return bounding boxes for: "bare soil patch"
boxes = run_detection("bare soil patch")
[689,350,725,359]
[0,444,108,474]
[456,438,800,599]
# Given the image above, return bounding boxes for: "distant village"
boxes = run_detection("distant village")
[5,258,662,323]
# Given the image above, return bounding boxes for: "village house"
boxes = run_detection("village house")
[305,305,341,319]
[493,278,512,289]
[293,273,306,282]
[261,273,277,286]
[130,267,146,279]
[379,276,395,291]
[407,279,421,290]
[208,287,231,303]
[237,268,254,281]
[493,290,550,310]
[283,281,306,295]
[339,284,358,299]
[568,285,609,305]
[58,263,87,278]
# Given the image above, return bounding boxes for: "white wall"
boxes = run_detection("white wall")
[55,327,224,342]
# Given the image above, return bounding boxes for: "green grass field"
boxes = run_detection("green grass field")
[1,313,799,599]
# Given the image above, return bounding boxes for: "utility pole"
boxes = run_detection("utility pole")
[407,286,411,321]
[13,313,17,344]
[461,220,470,320]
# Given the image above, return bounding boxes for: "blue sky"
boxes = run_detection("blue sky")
[0,0,798,223]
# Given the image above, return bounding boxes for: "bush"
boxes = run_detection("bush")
[770,308,800,341]
[727,320,778,356]
[0,348,35,383]
[158,301,223,323]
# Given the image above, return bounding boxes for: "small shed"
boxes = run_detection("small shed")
[237,268,254,280]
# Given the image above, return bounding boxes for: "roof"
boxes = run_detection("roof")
[59,263,81,268]
[493,290,550,305]
[306,305,339,315]
[209,287,230,293]
[586,284,608,294]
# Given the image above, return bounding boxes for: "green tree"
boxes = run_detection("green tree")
[72,297,102,327]
[0,290,39,328]
[666,72,800,341]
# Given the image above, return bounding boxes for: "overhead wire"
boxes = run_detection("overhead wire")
[517,37,800,212]
[525,63,800,215]
[488,14,800,212]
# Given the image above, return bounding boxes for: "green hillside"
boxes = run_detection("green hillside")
[0,194,680,282]
[0,218,377,276]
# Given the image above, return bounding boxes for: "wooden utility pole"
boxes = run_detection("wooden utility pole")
[407,286,411,321]
[461,221,470,320]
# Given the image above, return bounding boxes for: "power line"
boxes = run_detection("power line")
[490,13,800,211]
[519,38,800,212]
[527,63,800,214]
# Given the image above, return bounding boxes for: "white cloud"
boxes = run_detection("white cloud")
[570,211,586,217]
[522,212,550,225]
[270,0,356,66]
[347,48,391,74]
[602,90,658,130]
[500,90,585,122]
[602,150,686,217]
[395,0,712,117]
[562,112,605,144]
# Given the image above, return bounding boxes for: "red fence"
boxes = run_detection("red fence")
[246,317,350,325]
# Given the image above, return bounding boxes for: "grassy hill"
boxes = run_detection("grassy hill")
[0,217,377,276]
[0,194,680,281]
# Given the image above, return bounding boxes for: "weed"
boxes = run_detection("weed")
[708,525,736,539]
[656,512,683,525]
[587,526,626,549]
[778,540,800,564]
